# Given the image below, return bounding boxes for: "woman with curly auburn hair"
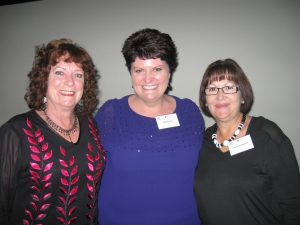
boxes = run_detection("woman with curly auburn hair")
[0,38,106,225]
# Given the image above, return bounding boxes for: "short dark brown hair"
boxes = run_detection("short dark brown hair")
[199,59,253,117]
[24,38,99,115]
[121,28,178,75]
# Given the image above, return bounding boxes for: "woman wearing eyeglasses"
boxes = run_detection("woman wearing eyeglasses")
[194,58,300,225]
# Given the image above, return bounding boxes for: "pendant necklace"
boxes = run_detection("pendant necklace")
[212,113,246,149]
[44,110,77,143]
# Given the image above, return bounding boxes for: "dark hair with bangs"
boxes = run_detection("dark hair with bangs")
[199,58,253,117]
[24,38,100,116]
[121,28,178,75]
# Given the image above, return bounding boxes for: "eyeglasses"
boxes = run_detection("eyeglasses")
[205,86,240,95]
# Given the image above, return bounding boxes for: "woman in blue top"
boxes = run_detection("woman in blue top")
[95,28,204,225]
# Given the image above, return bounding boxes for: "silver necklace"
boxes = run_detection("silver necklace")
[212,113,246,149]
[43,110,77,142]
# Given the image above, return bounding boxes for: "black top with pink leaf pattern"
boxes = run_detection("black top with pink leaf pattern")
[0,110,106,225]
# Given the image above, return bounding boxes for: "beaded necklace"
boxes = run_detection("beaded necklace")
[44,110,77,142]
[212,113,246,149]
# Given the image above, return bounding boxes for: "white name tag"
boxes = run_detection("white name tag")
[229,134,254,156]
[156,113,180,130]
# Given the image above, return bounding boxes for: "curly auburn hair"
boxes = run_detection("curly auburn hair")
[24,38,99,116]
[199,58,253,117]
[121,28,178,75]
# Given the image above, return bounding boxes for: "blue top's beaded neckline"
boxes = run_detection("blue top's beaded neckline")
[212,113,246,149]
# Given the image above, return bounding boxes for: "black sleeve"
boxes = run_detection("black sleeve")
[0,123,22,225]
[263,120,300,225]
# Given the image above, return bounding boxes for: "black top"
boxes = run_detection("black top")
[194,116,300,225]
[0,110,106,225]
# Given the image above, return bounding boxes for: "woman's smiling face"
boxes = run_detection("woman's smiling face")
[130,58,170,104]
[205,78,242,123]
[46,60,84,111]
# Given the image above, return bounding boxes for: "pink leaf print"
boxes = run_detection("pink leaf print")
[95,171,101,179]
[37,134,44,142]
[30,177,39,184]
[60,146,67,156]
[90,130,96,136]
[31,194,39,201]
[43,193,51,200]
[88,116,93,123]
[59,196,66,204]
[41,143,48,151]
[23,128,33,137]
[95,152,100,161]
[43,150,52,160]
[69,217,77,224]
[57,217,65,223]
[30,170,40,178]
[30,146,40,153]
[30,201,37,211]
[87,203,92,209]
[28,137,37,145]
[96,161,103,170]
[61,178,69,186]
[88,142,93,152]
[36,214,46,219]
[70,186,78,195]
[70,165,78,176]
[26,118,32,128]
[43,182,51,189]
[88,163,94,172]
[86,214,92,219]
[88,193,94,199]
[61,168,69,176]
[31,154,41,162]
[60,187,67,194]
[44,162,53,172]
[87,183,93,192]
[30,162,41,170]
[35,129,41,137]
[42,173,52,182]
[86,153,94,162]
[69,156,75,166]
[57,206,65,215]
[23,219,30,225]
[68,196,77,205]
[86,173,93,181]
[40,203,50,211]
[25,209,33,219]
[71,176,79,185]
[59,159,68,167]
[68,206,76,216]
[30,185,40,192]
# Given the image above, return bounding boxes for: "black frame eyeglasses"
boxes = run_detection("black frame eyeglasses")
[205,86,240,95]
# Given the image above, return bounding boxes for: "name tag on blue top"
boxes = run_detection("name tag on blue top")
[156,113,180,130]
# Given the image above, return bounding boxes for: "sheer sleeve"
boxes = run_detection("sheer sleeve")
[0,123,22,225]
[263,120,300,224]
[94,99,116,136]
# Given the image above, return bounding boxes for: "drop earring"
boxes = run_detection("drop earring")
[77,99,84,113]
[41,97,47,111]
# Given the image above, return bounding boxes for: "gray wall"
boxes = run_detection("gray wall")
[0,0,299,163]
